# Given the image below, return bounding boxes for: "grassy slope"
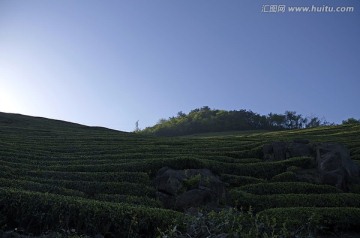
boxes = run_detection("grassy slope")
[0,112,360,236]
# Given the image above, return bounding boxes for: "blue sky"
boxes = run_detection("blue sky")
[0,0,359,132]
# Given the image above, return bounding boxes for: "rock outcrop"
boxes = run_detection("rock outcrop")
[154,167,227,211]
[316,143,360,191]
[263,140,360,191]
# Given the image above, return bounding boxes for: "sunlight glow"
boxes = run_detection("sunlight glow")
[0,65,27,113]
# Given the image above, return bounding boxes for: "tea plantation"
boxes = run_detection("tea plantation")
[0,112,360,237]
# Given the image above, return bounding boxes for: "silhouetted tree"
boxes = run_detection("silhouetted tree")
[342,118,360,125]
[306,116,321,128]
[140,107,333,136]
[267,113,286,129]
[134,120,140,132]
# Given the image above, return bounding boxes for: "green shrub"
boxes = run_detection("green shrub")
[183,174,202,190]
[26,171,150,184]
[230,190,360,211]
[46,157,205,176]
[206,157,313,179]
[205,156,262,164]
[158,207,345,238]
[220,174,265,187]
[349,184,360,194]
[232,158,263,163]
[271,171,298,182]
[94,194,162,208]
[27,179,156,197]
[158,208,292,238]
[259,207,360,232]
[0,178,85,197]
[225,146,263,159]
[0,188,181,237]
[287,166,301,172]
[0,165,17,179]
[238,182,342,195]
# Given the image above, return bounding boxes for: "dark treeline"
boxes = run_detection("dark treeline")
[140,106,333,136]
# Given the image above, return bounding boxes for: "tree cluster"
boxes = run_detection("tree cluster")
[342,118,360,125]
[141,106,332,136]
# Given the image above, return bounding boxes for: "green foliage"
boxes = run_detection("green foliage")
[271,171,298,182]
[220,174,265,187]
[26,171,150,184]
[206,157,313,179]
[1,112,360,236]
[286,166,301,172]
[158,208,322,237]
[259,207,360,232]
[0,177,86,197]
[230,191,360,211]
[0,188,181,237]
[141,107,330,136]
[349,184,360,194]
[342,118,360,125]
[26,179,156,197]
[94,194,163,208]
[238,182,342,195]
[183,174,202,190]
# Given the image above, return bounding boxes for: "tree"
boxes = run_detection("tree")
[157,118,167,124]
[342,118,360,125]
[267,113,286,129]
[177,111,186,118]
[305,116,321,128]
[134,120,140,132]
[284,111,305,129]
[140,107,334,136]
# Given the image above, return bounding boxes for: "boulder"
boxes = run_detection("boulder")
[263,140,360,191]
[316,143,360,191]
[154,167,227,211]
[154,167,186,196]
[287,142,313,158]
[175,189,213,210]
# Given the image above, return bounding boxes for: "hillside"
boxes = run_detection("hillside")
[141,106,330,136]
[0,112,360,237]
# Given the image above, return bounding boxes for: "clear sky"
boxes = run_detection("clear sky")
[1,0,359,132]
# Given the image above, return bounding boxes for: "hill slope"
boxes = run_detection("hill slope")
[141,106,329,136]
[0,112,359,237]
[0,112,121,132]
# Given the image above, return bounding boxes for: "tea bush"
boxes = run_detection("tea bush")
[238,182,342,195]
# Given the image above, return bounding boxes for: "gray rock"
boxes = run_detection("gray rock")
[154,167,227,211]
[263,140,360,191]
[175,189,212,210]
[154,167,186,195]
[287,142,313,158]
[316,143,360,191]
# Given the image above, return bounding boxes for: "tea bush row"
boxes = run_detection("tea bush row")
[259,207,360,232]
[26,171,150,184]
[0,188,181,237]
[94,194,162,208]
[238,182,342,195]
[220,174,265,187]
[0,178,85,197]
[231,190,360,211]
[271,171,298,182]
[26,179,156,197]
[204,157,313,179]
